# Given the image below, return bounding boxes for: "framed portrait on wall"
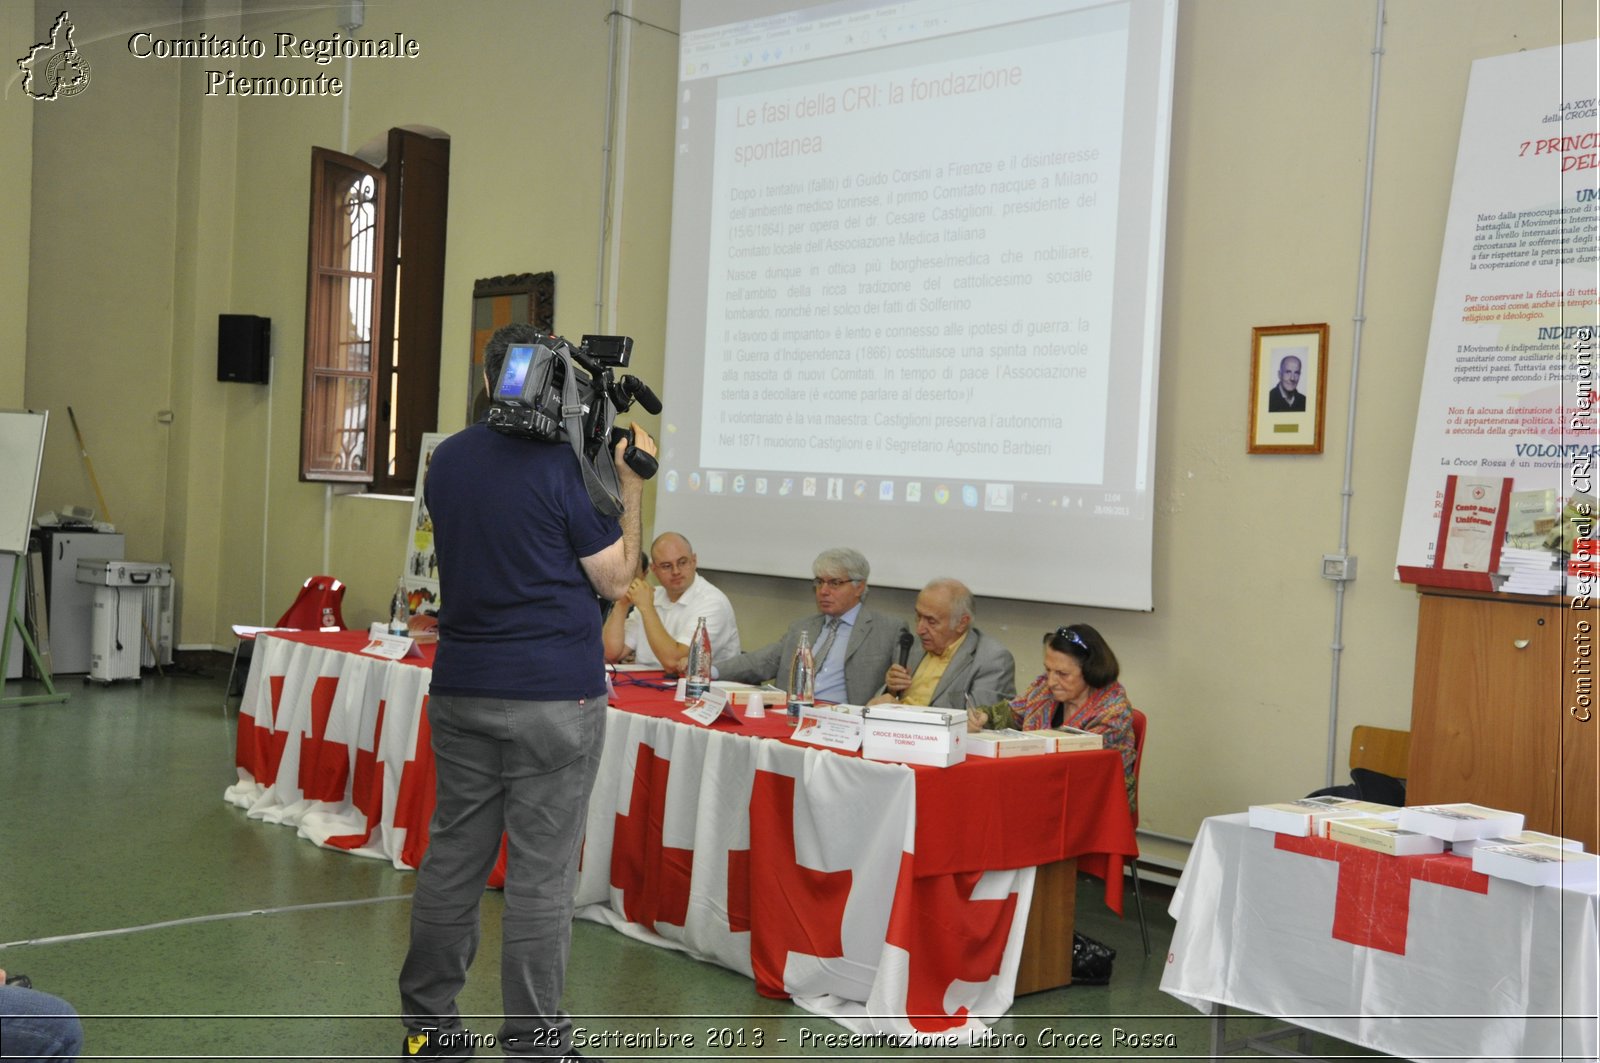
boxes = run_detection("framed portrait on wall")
[1247,323,1329,454]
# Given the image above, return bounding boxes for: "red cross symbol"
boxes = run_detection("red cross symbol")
[610,743,694,930]
[1276,834,1488,954]
[323,698,389,852]
[297,675,348,801]
[394,695,436,868]
[236,674,292,785]
[734,769,854,998]
[885,859,1019,1032]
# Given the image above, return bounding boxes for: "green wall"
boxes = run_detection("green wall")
[15,0,1593,839]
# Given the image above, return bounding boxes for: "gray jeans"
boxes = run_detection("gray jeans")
[399,693,606,1059]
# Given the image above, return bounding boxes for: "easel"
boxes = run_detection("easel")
[0,409,68,707]
[2,551,66,706]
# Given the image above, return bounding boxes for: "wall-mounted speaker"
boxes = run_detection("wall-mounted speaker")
[217,314,271,384]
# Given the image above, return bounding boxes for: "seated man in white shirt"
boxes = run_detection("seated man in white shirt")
[602,531,740,672]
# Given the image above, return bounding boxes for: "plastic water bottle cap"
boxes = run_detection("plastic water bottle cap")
[745,692,765,718]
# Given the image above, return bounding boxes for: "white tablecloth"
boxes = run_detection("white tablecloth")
[1161,813,1599,1062]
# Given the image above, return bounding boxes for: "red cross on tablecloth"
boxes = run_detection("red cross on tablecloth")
[885,857,1019,1032]
[297,675,347,801]
[394,695,436,868]
[1275,833,1489,954]
[236,674,292,784]
[610,743,694,930]
[323,698,389,852]
[738,768,854,998]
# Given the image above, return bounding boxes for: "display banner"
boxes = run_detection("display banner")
[1396,41,1598,571]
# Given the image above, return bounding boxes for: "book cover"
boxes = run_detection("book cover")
[966,729,1050,758]
[1505,488,1559,549]
[1032,726,1104,752]
[1327,816,1446,856]
[1450,829,1584,856]
[1247,796,1398,838]
[1471,843,1599,889]
[1397,802,1525,842]
[1435,474,1513,572]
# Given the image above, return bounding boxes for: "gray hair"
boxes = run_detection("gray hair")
[813,546,870,584]
[925,578,974,628]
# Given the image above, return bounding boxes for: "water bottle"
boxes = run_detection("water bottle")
[389,579,409,636]
[786,628,815,723]
[685,616,713,700]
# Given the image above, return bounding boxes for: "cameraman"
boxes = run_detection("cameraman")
[398,324,654,1061]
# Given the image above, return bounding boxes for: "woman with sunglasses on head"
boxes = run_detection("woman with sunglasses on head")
[967,624,1137,811]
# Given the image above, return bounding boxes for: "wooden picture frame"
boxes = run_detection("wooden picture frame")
[468,272,555,424]
[1247,323,1329,454]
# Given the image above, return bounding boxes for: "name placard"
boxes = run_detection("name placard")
[682,686,741,728]
[361,634,421,660]
[793,705,864,752]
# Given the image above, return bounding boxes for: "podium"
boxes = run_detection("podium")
[1408,586,1597,851]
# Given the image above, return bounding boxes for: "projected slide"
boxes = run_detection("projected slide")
[656,0,1175,609]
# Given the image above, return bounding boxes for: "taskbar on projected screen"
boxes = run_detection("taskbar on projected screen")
[657,469,1137,517]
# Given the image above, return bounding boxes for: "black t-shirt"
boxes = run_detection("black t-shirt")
[425,424,621,700]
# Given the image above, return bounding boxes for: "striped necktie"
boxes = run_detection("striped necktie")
[815,616,841,666]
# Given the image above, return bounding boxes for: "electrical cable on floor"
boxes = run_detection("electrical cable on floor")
[0,894,413,951]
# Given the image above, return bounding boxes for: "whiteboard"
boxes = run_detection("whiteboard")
[0,411,47,554]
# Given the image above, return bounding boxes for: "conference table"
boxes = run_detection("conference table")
[1160,814,1599,1062]
[226,631,1138,1042]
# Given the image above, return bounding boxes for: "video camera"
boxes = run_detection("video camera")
[485,330,660,517]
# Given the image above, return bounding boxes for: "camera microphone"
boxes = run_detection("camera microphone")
[896,631,914,668]
[623,377,663,416]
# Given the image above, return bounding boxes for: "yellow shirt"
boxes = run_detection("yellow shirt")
[902,632,967,706]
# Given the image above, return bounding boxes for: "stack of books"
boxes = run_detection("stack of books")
[1247,796,1401,838]
[965,729,1050,758]
[1030,726,1104,752]
[1325,816,1445,856]
[1497,547,1563,595]
[1396,803,1524,842]
[1470,843,1599,889]
[1450,829,1582,856]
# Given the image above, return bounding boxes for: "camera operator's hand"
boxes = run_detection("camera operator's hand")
[614,422,658,485]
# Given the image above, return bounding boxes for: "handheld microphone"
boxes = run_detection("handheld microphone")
[896,631,914,668]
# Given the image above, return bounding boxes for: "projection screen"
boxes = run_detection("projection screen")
[653,0,1177,610]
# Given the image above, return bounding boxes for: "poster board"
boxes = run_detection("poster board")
[0,411,47,554]
[401,431,448,616]
[1395,41,1599,571]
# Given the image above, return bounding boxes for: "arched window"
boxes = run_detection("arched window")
[301,129,449,493]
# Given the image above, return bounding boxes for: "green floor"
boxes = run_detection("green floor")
[0,661,1381,1061]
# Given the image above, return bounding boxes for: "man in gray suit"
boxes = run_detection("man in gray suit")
[717,547,908,705]
[870,578,1015,710]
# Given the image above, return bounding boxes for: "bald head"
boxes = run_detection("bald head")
[649,531,698,601]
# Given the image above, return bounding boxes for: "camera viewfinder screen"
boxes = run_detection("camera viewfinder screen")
[496,344,537,401]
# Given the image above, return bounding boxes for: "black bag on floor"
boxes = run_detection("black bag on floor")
[1071,931,1115,985]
